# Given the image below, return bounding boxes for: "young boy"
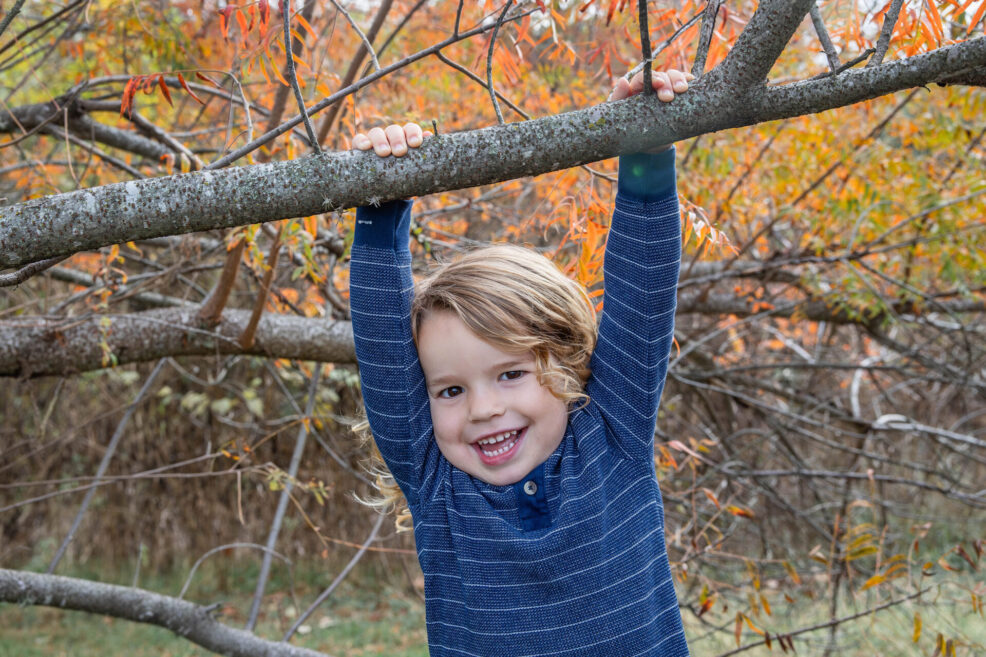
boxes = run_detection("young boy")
[349,69,692,656]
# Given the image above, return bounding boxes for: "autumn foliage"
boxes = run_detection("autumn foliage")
[1,1,985,656]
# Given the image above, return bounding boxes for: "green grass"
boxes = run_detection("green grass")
[2,564,983,656]
[0,564,428,657]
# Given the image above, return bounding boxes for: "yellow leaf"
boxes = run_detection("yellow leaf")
[913,612,922,643]
[860,573,885,591]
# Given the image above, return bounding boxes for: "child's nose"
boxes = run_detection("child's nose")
[468,391,505,422]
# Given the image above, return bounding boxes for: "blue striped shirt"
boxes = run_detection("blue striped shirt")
[350,149,688,656]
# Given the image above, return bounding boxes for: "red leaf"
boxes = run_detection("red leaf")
[218,6,234,39]
[235,8,249,40]
[120,76,139,117]
[157,74,173,106]
[176,72,205,105]
[195,72,223,88]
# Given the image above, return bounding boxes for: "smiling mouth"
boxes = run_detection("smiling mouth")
[473,428,525,464]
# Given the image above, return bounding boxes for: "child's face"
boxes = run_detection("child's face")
[417,311,568,486]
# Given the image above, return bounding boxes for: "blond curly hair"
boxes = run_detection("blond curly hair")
[357,244,598,530]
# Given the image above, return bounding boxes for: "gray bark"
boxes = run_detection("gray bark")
[1,290,980,378]
[1,33,983,269]
[0,97,170,162]
[0,569,330,657]
[0,308,354,377]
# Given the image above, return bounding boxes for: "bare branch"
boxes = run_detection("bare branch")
[0,569,329,657]
[207,4,537,169]
[869,0,905,67]
[714,590,927,657]
[0,307,356,378]
[0,0,28,40]
[809,3,840,72]
[328,0,381,71]
[639,0,653,93]
[283,513,385,641]
[0,255,68,287]
[316,0,395,144]
[2,37,984,269]
[180,544,291,600]
[282,0,320,151]
[245,368,320,630]
[48,359,166,572]
[486,1,513,125]
[691,0,722,78]
[239,224,283,350]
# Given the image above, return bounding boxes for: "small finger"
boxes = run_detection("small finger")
[404,122,424,148]
[667,69,689,93]
[386,124,407,156]
[608,77,630,101]
[368,127,390,157]
[352,133,372,151]
[653,72,674,102]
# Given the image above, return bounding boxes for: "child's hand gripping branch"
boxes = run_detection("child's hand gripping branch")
[348,70,692,657]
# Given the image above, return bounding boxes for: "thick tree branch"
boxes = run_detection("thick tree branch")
[0,308,355,378]
[4,35,984,270]
[0,569,329,657]
[710,0,815,91]
[1,290,981,377]
[0,98,170,161]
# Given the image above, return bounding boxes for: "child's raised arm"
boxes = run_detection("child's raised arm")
[585,69,690,461]
[349,124,435,509]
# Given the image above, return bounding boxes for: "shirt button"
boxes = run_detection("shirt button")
[523,480,537,496]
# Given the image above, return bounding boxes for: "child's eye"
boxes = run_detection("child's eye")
[499,370,525,381]
[438,386,463,399]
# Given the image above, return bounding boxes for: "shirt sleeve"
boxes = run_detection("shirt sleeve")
[584,147,681,462]
[349,200,441,510]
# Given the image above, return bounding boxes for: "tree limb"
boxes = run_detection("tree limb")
[1,293,981,378]
[0,308,355,378]
[0,569,331,657]
[3,35,984,270]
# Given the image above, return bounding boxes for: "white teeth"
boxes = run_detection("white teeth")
[476,429,521,456]
[477,429,518,446]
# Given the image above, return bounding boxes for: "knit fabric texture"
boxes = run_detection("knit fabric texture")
[350,149,688,657]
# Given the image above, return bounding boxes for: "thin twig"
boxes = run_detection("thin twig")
[179,543,290,600]
[714,589,928,657]
[0,255,68,287]
[46,125,145,178]
[627,10,704,79]
[315,0,394,144]
[0,0,27,39]
[453,0,465,37]
[245,367,321,631]
[869,0,905,67]
[639,0,653,94]
[282,0,319,151]
[282,513,385,641]
[486,1,513,125]
[207,4,536,169]
[126,112,205,170]
[692,0,723,78]
[809,2,840,72]
[437,51,528,119]
[47,359,167,573]
[328,0,381,71]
